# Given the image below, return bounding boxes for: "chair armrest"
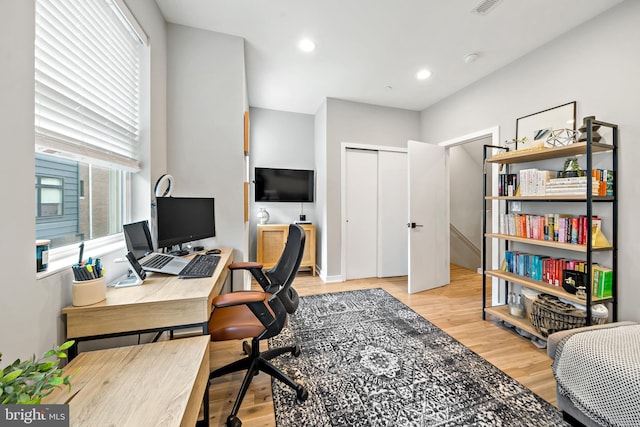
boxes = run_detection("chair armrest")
[213,291,268,308]
[228,262,263,271]
[547,321,638,359]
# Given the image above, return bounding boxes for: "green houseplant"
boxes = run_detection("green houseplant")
[0,341,74,404]
[561,157,585,178]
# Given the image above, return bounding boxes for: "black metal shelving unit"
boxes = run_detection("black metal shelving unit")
[481,118,618,339]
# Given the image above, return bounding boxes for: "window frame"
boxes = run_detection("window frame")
[35,174,64,218]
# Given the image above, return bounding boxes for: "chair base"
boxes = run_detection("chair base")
[210,337,307,427]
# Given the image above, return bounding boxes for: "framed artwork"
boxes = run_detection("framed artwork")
[243,182,249,222]
[244,111,250,154]
[515,101,576,149]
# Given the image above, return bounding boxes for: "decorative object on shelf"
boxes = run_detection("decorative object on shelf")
[546,128,577,147]
[561,270,586,298]
[508,292,525,318]
[503,136,528,151]
[516,101,576,149]
[36,239,50,272]
[577,115,602,142]
[561,156,585,177]
[257,207,270,224]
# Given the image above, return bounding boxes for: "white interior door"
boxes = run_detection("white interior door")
[345,148,378,280]
[408,140,450,294]
[378,151,408,277]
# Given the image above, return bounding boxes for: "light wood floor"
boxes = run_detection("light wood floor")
[206,264,558,426]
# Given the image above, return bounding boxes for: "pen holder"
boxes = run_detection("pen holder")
[72,277,107,306]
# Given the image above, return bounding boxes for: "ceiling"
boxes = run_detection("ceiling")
[155,0,623,114]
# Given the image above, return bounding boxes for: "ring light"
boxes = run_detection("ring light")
[154,174,174,197]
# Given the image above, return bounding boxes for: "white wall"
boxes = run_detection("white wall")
[322,99,421,279]
[314,101,328,276]
[0,0,168,363]
[248,107,315,260]
[166,24,247,287]
[449,140,485,269]
[420,0,640,321]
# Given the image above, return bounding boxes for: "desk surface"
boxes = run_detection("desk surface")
[62,248,232,339]
[43,336,210,427]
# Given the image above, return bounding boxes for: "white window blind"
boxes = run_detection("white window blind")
[35,0,145,172]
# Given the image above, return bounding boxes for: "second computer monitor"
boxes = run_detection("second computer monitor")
[156,197,216,251]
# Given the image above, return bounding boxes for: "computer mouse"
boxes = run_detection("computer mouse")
[206,248,221,255]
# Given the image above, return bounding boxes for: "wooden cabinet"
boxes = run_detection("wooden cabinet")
[257,224,316,276]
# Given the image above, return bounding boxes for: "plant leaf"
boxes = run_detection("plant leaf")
[2,369,23,382]
[48,377,63,386]
[58,341,75,351]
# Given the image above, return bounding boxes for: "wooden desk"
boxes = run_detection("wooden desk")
[63,248,232,356]
[43,336,210,427]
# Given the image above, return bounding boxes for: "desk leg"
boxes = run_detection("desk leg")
[196,378,211,427]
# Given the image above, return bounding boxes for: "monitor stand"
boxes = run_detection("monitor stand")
[169,248,189,256]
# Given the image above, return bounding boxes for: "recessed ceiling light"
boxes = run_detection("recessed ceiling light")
[416,69,432,80]
[299,38,316,52]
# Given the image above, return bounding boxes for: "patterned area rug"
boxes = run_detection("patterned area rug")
[268,288,568,426]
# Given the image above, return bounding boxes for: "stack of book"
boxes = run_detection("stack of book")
[592,169,614,196]
[499,213,602,245]
[503,250,588,286]
[498,173,518,196]
[518,168,555,196]
[592,265,613,298]
[545,176,600,196]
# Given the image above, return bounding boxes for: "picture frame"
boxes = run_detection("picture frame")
[244,111,250,154]
[515,101,576,150]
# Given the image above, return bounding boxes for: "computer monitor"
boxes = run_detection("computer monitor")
[122,220,154,260]
[156,197,216,250]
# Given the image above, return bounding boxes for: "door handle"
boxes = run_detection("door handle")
[407,222,424,229]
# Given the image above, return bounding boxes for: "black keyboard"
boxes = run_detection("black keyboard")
[179,254,220,278]
[141,254,174,269]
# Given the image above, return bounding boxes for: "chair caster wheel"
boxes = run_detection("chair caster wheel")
[242,341,250,355]
[226,415,242,427]
[296,386,309,402]
[292,344,302,357]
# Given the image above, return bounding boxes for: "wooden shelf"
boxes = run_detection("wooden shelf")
[486,195,614,202]
[484,305,545,340]
[486,141,613,164]
[485,270,613,304]
[485,233,612,252]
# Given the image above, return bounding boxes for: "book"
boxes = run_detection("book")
[592,265,613,298]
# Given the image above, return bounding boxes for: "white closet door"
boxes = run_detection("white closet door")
[378,151,408,277]
[345,148,378,280]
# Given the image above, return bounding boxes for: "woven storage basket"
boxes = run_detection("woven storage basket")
[530,294,607,337]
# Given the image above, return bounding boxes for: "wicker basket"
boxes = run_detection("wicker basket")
[530,294,607,337]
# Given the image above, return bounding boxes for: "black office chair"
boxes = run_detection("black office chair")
[208,224,307,427]
[228,224,303,356]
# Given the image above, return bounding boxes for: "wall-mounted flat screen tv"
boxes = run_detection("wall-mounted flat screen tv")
[255,167,314,202]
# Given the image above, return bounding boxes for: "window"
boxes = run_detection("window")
[36,175,63,217]
[34,0,147,250]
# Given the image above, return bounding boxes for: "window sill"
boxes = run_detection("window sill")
[36,238,126,280]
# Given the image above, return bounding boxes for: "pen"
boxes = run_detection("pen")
[78,242,84,265]
[95,258,102,277]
